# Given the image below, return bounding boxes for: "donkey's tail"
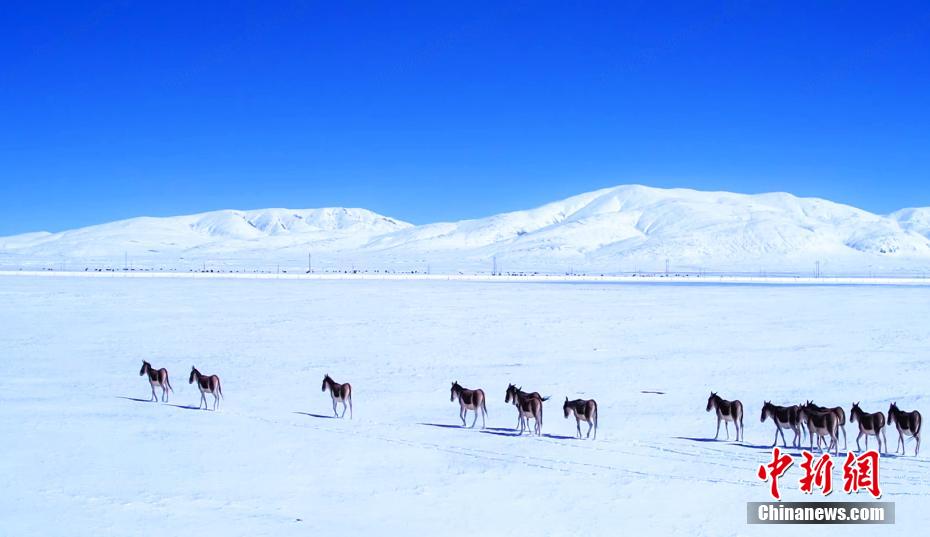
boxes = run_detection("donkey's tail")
[166,373,174,392]
[348,390,354,419]
[594,400,599,431]
[541,395,551,402]
[217,377,224,399]
[481,395,488,418]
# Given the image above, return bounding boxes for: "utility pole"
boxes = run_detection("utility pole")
[665,258,669,276]
[124,251,128,271]
[308,252,312,274]
[492,255,497,276]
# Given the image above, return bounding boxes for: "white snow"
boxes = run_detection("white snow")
[3,185,930,275]
[1,275,927,535]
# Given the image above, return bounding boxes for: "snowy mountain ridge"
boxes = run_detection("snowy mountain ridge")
[2,185,930,273]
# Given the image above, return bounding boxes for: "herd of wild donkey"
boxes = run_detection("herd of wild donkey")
[138,361,922,454]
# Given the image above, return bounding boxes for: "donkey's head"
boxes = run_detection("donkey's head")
[850,402,862,422]
[189,366,198,384]
[706,392,718,412]
[563,397,571,418]
[760,400,772,422]
[505,383,517,403]
[322,374,332,392]
[140,360,150,376]
[888,402,899,424]
[450,381,461,401]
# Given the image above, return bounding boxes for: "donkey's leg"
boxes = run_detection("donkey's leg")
[586,420,593,439]
[858,432,864,451]
[915,433,920,456]
[332,399,338,417]
[460,407,466,427]
[779,427,788,448]
[576,417,582,438]
[150,385,157,402]
[772,427,779,448]
[714,417,721,440]
[471,409,478,428]
[724,421,730,440]
[841,426,847,450]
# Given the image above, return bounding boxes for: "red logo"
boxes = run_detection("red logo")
[798,452,833,495]
[757,449,882,500]
[757,447,794,500]
[842,450,882,498]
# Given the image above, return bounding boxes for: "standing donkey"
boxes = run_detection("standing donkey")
[888,402,922,456]
[189,366,223,411]
[322,374,353,419]
[563,397,598,439]
[505,384,546,436]
[800,404,839,455]
[139,360,172,402]
[806,401,847,450]
[450,381,487,428]
[849,402,886,453]
[760,401,801,448]
[706,392,744,442]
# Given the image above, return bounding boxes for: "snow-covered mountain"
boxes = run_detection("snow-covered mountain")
[3,185,930,274]
[0,208,411,261]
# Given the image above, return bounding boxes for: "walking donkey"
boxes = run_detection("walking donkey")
[805,401,847,450]
[189,366,223,411]
[849,402,887,453]
[139,360,173,402]
[450,381,488,428]
[760,401,801,448]
[563,397,598,439]
[706,392,744,442]
[800,403,839,455]
[888,402,922,456]
[505,384,546,436]
[322,374,353,419]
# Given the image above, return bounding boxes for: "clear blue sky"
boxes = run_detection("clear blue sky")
[2,1,929,235]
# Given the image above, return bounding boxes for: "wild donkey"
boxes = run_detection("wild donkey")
[806,401,847,450]
[888,402,922,456]
[189,366,223,411]
[505,384,546,436]
[450,381,487,428]
[849,402,886,453]
[322,374,353,419]
[563,397,598,439]
[800,404,839,455]
[706,392,744,442]
[760,401,801,448]
[139,360,172,402]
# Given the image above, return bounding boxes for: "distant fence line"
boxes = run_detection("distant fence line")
[0,256,928,280]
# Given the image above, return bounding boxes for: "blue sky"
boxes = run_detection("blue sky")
[2,1,929,235]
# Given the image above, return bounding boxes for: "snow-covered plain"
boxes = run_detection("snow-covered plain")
[1,275,928,536]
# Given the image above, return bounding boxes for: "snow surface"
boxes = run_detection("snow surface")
[1,275,928,536]
[3,185,930,275]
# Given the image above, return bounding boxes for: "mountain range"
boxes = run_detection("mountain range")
[3,185,930,274]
